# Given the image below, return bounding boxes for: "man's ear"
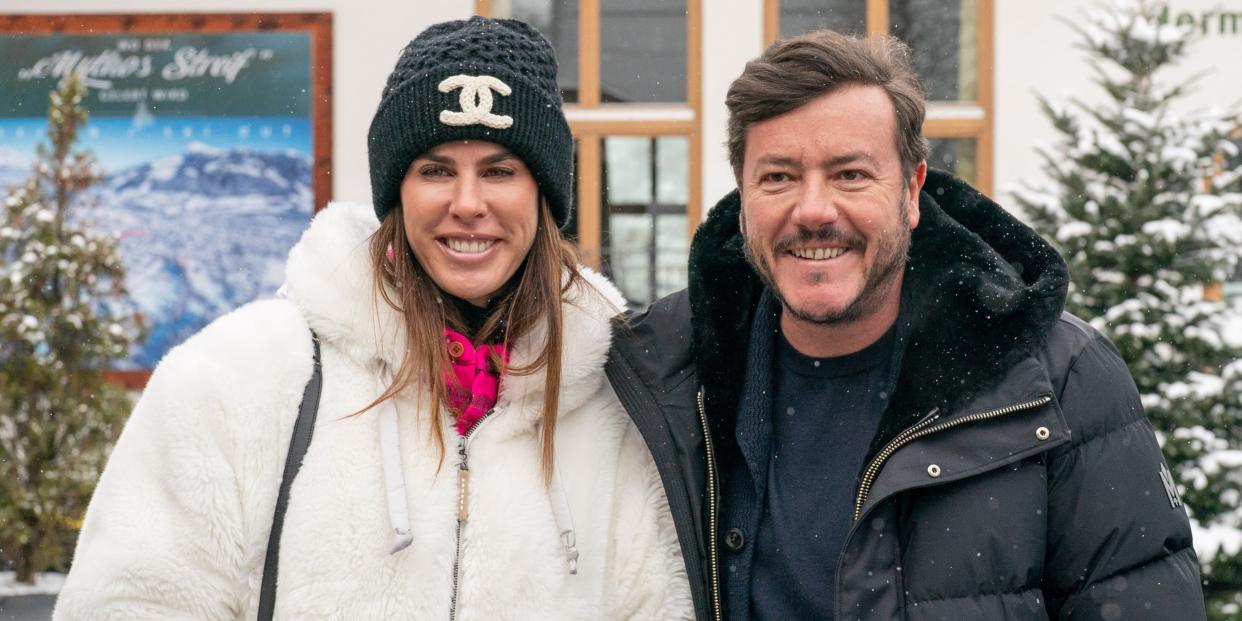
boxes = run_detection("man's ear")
[906,160,927,230]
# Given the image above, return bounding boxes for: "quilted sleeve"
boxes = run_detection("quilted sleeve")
[1043,334,1206,620]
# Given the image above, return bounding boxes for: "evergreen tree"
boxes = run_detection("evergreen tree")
[1013,1,1242,616]
[0,74,142,585]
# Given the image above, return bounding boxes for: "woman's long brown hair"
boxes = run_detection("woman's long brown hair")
[361,199,582,484]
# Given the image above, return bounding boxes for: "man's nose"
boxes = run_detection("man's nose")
[791,177,840,228]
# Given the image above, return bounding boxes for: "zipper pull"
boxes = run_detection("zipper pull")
[457,465,470,522]
[456,435,470,523]
[916,407,941,426]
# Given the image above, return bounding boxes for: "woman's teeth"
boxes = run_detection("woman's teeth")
[446,239,495,254]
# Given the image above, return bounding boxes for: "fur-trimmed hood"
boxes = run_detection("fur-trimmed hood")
[689,169,1069,457]
[282,201,628,436]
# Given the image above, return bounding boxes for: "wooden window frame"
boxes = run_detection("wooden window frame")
[477,0,702,269]
[763,0,994,195]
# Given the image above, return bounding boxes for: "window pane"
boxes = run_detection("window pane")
[600,136,690,307]
[927,137,976,185]
[656,136,688,204]
[608,213,653,304]
[780,0,866,38]
[491,0,580,103]
[656,213,689,298]
[605,136,652,204]
[889,0,977,102]
[600,0,687,103]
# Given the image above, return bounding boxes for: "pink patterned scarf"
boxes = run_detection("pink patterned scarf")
[443,328,509,436]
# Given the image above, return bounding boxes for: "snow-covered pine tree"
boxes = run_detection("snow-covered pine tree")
[0,74,142,585]
[1013,1,1242,617]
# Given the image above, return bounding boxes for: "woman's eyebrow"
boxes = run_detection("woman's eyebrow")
[479,150,518,165]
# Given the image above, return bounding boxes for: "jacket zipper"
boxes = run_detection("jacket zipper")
[836,394,1053,621]
[449,411,494,621]
[851,395,1052,522]
[696,387,723,621]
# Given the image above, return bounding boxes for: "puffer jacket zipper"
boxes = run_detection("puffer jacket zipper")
[834,394,1054,620]
[696,387,723,621]
[449,410,495,621]
[851,394,1053,522]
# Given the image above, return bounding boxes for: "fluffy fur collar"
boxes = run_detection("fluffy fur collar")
[688,170,1069,458]
[283,202,627,435]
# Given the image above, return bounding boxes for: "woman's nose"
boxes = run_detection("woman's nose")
[449,176,487,219]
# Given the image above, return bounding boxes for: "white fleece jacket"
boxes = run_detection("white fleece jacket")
[54,202,692,620]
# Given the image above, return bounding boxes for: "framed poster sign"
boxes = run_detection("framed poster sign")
[0,13,331,385]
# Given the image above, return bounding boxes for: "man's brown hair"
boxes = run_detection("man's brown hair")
[726,29,930,177]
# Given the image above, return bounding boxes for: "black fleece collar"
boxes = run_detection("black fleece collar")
[688,169,1069,459]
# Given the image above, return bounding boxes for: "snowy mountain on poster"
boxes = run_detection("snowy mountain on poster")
[0,147,31,191]
[75,143,313,369]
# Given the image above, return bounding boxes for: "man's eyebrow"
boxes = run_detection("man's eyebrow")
[822,151,878,168]
[753,155,801,170]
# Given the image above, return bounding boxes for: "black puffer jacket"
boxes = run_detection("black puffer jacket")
[606,170,1206,620]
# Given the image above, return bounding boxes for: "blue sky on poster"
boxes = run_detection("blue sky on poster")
[0,116,311,172]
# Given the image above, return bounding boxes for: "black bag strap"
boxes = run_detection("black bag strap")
[258,332,322,621]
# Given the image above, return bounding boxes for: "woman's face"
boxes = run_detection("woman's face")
[401,140,539,307]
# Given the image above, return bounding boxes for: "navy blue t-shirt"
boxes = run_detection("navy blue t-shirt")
[748,324,898,619]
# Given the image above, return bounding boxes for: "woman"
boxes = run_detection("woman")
[54,17,691,620]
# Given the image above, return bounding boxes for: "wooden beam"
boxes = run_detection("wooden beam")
[764,0,780,46]
[311,14,334,213]
[577,137,603,269]
[579,0,601,107]
[474,0,492,16]
[688,0,703,231]
[569,118,696,136]
[976,0,995,196]
[867,0,889,37]
[923,117,986,138]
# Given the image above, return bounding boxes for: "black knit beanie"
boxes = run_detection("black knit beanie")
[368,17,574,228]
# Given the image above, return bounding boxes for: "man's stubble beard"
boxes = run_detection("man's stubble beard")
[742,195,911,326]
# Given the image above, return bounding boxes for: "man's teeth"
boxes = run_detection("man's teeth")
[446,239,495,254]
[791,247,846,260]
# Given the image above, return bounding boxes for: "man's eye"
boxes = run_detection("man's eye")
[761,172,790,184]
[840,170,867,181]
[420,166,450,177]
[484,167,515,177]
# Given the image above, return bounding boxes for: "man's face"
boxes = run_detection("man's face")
[739,84,926,325]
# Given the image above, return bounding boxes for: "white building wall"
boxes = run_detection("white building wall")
[994,0,1242,206]
[699,0,765,211]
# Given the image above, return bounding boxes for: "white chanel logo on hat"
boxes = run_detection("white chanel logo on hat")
[438,75,514,129]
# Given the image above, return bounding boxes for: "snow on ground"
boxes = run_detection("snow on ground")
[0,572,64,597]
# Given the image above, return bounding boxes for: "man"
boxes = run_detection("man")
[606,29,1206,620]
